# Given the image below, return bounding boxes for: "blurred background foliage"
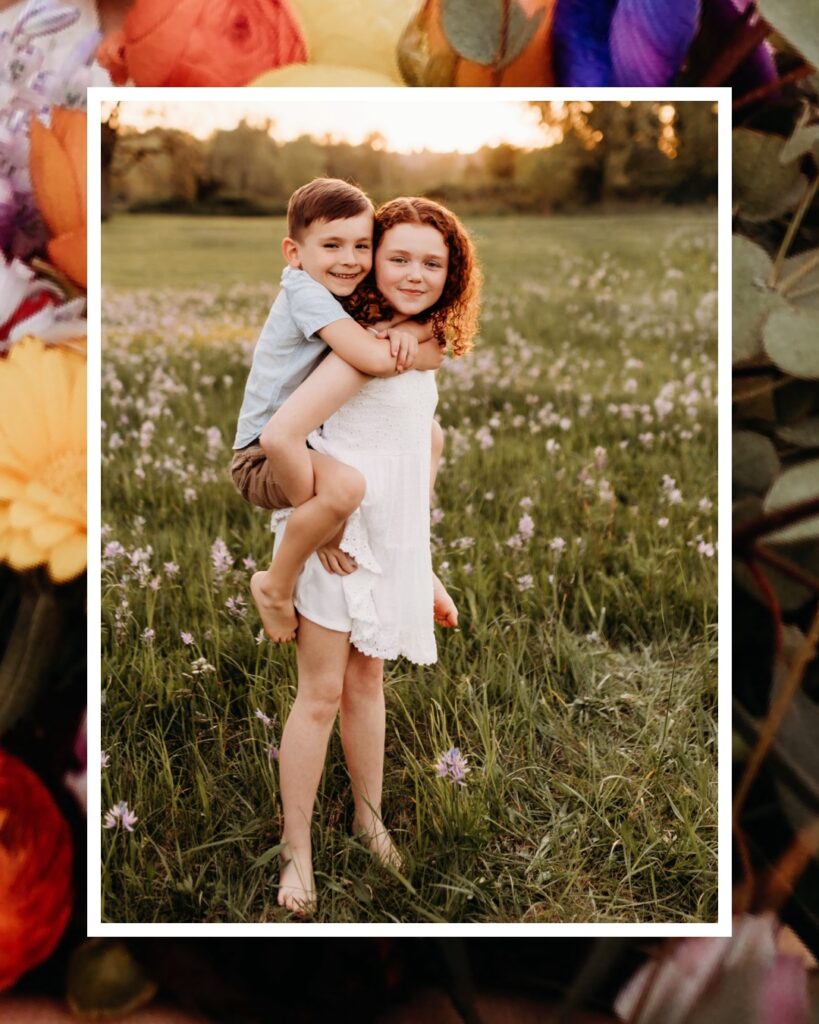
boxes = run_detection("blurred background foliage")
[102,100,717,219]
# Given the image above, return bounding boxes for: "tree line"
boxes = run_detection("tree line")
[105,101,717,218]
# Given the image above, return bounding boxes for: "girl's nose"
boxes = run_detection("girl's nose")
[407,263,422,281]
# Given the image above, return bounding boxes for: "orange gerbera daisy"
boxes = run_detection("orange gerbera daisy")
[0,338,86,583]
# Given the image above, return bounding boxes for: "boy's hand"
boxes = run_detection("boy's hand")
[386,328,419,373]
[415,341,445,371]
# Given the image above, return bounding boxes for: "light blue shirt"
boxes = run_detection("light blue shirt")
[233,267,351,449]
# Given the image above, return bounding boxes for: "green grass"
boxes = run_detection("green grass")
[101,211,718,923]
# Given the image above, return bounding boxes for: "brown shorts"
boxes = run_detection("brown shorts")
[230,443,290,510]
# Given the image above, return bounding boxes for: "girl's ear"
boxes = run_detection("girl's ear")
[282,237,301,268]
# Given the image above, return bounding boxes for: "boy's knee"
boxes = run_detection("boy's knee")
[259,420,285,460]
[431,420,444,460]
[325,466,365,517]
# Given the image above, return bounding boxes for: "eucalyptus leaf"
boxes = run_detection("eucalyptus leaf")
[733,129,806,223]
[778,417,819,449]
[732,235,784,364]
[67,939,158,1018]
[733,430,780,494]
[775,378,819,424]
[763,305,819,379]
[780,120,819,164]
[763,457,819,544]
[441,0,544,68]
[757,0,819,72]
[781,249,819,310]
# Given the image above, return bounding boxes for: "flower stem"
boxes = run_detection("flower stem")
[768,175,819,288]
[733,63,815,111]
[0,576,61,737]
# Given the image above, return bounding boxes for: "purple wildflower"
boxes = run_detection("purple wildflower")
[435,747,470,787]
[211,537,232,583]
[103,800,138,832]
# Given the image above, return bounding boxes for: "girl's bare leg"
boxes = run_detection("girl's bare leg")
[338,648,401,869]
[429,420,458,628]
[277,616,351,913]
[252,355,369,642]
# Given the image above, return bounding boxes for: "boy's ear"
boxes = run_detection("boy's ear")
[282,237,301,268]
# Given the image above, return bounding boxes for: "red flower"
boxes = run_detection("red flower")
[0,749,73,991]
[97,0,308,87]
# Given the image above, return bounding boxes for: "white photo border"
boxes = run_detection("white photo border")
[87,84,731,938]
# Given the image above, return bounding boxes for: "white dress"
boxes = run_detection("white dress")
[272,369,438,666]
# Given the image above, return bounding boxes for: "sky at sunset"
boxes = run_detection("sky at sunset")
[104,99,558,153]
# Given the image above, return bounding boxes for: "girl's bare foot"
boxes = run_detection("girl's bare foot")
[353,816,403,872]
[251,571,297,642]
[433,573,458,627]
[278,847,315,916]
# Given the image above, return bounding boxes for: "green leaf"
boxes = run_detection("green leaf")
[441,0,544,68]
[763,305,819,379]
[67,939,158,1018]
[733,430,780,494]
[732,235,784,364]
[251,842,285,869]
[778,417,819,448]
[757,0,819,71]
[781,249,819,310]
[763,458,819,544]
[733,129,806,222]
[780,119,819,164]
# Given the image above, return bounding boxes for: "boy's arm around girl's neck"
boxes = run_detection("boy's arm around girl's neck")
[319,315,443,378]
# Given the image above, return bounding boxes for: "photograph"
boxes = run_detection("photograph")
[1,0,819,1018]
[95,94,719,926]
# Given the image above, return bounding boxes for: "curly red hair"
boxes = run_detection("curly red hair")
[343,197,481,357]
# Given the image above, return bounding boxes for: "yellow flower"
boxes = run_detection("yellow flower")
[0,338,86,582]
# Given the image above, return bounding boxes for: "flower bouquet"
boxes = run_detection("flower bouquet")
[0,0,89,1013]
[88,0,804,95]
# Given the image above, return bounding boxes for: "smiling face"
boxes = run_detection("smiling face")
[284,210,374,297]
[375,222,449,317]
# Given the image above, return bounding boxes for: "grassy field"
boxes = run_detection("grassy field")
[101,211,718,924]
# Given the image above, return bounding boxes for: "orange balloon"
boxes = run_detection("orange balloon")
[97,0,309,86]
[429,0,553,85]
[29,109,87,288]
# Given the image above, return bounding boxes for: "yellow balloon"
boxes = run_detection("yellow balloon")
[249,64,402,87]
[289,0,415,81]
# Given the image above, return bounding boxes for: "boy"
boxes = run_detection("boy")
[231,178,444,641]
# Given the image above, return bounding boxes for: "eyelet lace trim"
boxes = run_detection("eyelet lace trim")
[270,508,437,665]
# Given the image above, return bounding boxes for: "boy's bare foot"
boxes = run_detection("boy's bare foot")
[433,573,458,628]
[353,816,403,872]
[278,847,316,916]
[251,571,297,643]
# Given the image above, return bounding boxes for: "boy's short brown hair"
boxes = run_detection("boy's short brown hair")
[287,178,373,240]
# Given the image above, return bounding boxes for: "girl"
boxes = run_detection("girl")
[267,197,480,914]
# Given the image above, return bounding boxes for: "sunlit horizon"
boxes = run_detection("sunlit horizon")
[104,99,558,154]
